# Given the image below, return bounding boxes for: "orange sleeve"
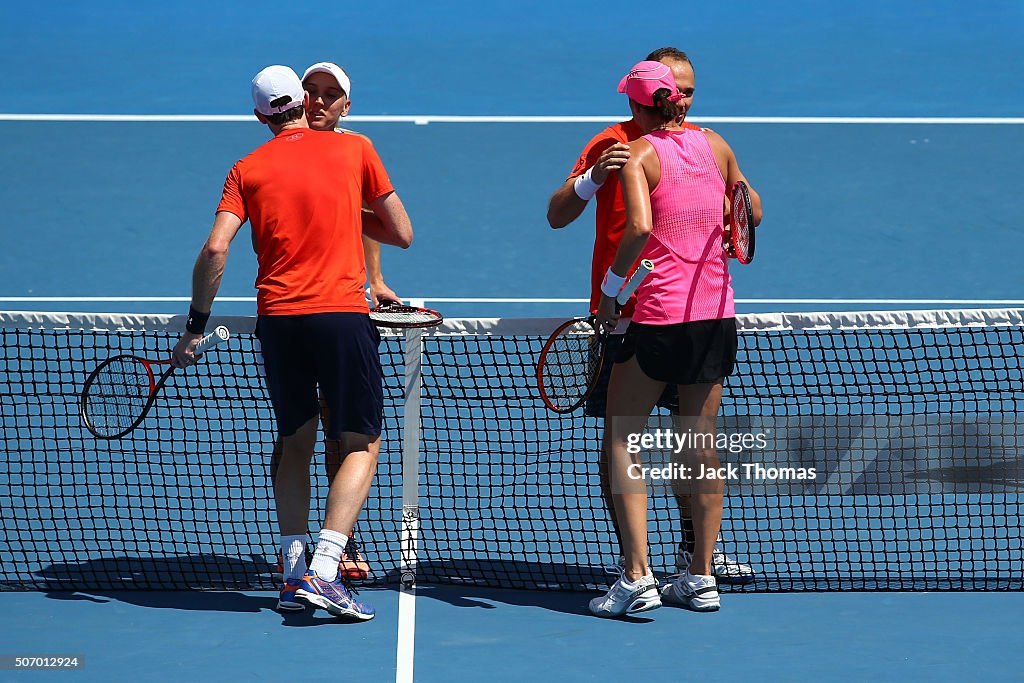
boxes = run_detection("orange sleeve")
[216,163,246,222]
[567,130,622,181]
[359,138,395,203]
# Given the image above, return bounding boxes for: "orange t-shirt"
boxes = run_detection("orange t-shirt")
[218,128,394,315]
[567,119,703,316]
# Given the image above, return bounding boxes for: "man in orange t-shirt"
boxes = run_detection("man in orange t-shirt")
[546,48,754,586]
[172,65,413,621]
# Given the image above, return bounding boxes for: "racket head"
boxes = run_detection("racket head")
[369,304,443,329]
[80,355,169,439]
[536,316,608,414]
[729,180,755,265]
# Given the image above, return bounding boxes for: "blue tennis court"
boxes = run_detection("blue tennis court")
[2,1,1023,681]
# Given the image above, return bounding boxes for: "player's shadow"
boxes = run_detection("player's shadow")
[386,559,657,622]
[31,554,392,625]
[412,584,656,623]
[28,555,662,622]
[33,554,279,614]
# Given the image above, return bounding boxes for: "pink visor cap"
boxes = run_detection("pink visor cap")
[617,61,682,106]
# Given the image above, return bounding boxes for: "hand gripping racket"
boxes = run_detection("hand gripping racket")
[80,326,230,439]
[536,259,654,414]
[725,180,755,264]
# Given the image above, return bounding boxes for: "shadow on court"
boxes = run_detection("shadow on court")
[413,584,657,623]
[408,560,658,623]
[17,554,271,614]
[26,555,656,622]
[41,588,278,614]
[402,559,614,593]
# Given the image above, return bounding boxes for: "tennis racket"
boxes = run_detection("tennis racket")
[80,326,231,439]
[536,259,655,414]
[726,180,755,264]
[369,303,443,329]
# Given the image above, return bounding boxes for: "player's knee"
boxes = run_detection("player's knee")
[278,415,319,460]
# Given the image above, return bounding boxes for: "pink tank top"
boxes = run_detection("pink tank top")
[632,128,734,324]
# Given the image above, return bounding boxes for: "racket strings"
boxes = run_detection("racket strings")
[370,310,440,325]
[369,306,443,328]
[84,358,151,434]
[539,328,601,410]
[732,189,750,252]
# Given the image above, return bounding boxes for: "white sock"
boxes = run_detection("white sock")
[310,529,349,582]
[281,535,307,582]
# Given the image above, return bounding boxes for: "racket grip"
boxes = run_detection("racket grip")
[616,259,654,305]
[195,325,230,355]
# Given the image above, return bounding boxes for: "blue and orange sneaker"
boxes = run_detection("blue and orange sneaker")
[295,571,375,621]
[277,578,305,612]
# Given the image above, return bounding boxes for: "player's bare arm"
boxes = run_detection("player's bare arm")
[365,192,413,248]
[704,129,762,226]
[547,142,632,229]
[362,229,402,305]
[596,141,655,331]
[172,211,244,367]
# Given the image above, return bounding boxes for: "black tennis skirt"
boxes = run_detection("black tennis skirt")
[614,317,737,385]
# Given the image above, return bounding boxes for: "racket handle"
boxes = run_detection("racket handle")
[195,325,230,355]
[616,259,655,305]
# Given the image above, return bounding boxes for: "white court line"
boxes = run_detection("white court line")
[1,114,1023,124]
[3,297,1024,306]
[395,328,423,683]
[396,580,416,683]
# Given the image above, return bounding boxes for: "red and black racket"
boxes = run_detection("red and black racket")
[536,259,654,414]
[80,326,230,439]
[726,180,755,264]
[369,303,443,329]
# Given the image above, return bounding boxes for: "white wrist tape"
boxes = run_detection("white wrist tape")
[600,267,626,298]
[573,166,603,201]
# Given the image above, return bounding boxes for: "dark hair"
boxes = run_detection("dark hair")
[645,46,693,70]
[265,105,304,125]
[635,88,679,122]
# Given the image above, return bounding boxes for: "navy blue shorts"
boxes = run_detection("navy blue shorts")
[585,333,679,418]
[255,312,383,439]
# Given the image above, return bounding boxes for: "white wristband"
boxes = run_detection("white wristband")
[600,267,626,298]
[573,166,603,201]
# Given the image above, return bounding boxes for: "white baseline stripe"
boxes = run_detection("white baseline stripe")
[4,297,1024,306]
[1,114,1022,125]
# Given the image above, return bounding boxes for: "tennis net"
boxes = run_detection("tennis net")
[1,308,1022,592]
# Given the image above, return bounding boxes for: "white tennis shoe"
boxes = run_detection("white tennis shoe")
[677,547,756,585]
[589,571,661,618]
[660,570,720,612]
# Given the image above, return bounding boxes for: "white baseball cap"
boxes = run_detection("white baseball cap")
[251,65,305,116]
[302,62,352,98]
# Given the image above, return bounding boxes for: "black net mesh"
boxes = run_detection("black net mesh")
[1,311,1022,592]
